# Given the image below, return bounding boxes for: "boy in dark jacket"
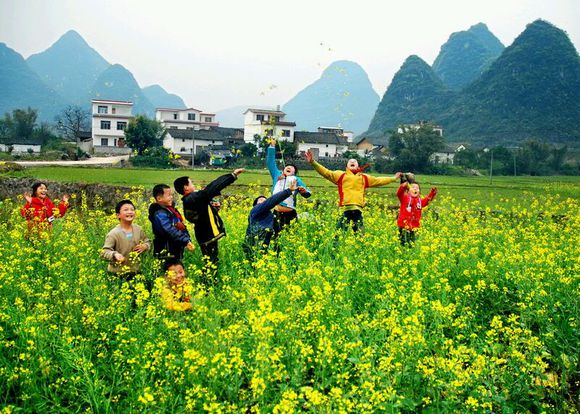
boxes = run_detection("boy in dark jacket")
[243,179,298,259]
[174,169,244,281]
[148,184,194,260]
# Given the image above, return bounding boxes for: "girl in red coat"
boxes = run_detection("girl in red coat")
[21,182,69,235]
[396,181,437,246]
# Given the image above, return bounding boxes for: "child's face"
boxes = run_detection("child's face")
[117,203,136,222]
[156,188,174,206]
[283,165,296,176]
[184,178,196,194]
[347,159,359,172]
[409,183,420,197]
[35,184,48,199]
[166,264,186,285]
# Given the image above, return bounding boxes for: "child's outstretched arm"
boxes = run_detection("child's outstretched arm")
[305,150,342,184]
[422,187,438,207]
[266,140,281,179]
[368,172,403,188]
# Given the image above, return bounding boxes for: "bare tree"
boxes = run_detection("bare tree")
[55,105,90,144]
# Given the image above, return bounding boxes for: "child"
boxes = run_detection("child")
[21,182,69,234]
[243,179,298,258]
[101,200,150,275]
[396,181,438,246]
[148,184,194,261]
[173,169,244,279]
[267,138,311,236]
[305,150,401,233]
[161,259,193,312]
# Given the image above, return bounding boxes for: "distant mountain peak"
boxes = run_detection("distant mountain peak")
[283,60,379,134]
[432,22,504,90]
[142,84,187,109]
[26,29,110,107]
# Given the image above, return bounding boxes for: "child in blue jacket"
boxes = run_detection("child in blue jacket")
[243,179,298,258]
[266,138,311,236]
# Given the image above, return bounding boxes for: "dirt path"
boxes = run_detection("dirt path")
[13,155,130,167]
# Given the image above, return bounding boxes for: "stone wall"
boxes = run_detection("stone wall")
[0,177,145,210]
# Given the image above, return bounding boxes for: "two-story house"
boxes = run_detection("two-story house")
[243,108,296,143]
[91,99,133,154]
[155,108,218,131]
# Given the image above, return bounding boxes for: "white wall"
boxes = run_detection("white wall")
[0,144,41,153]
[297,142,341,157]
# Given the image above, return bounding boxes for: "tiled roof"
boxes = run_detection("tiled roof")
[294,131,348,145]
[166,127,244,142]
[244,108,286,116]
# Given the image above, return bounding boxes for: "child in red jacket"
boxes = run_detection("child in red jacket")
[396,181,437,246]
[21,182,69,235]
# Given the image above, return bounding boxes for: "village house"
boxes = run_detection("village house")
[155,108,218,130]
[243,108,296,143]
[431,143,467,164]
[163,126,244,156]
[91,99,133,154]
[294,128,349,158]
[0,137,42,154]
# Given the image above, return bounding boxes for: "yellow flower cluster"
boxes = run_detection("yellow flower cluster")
[0,186,577,412]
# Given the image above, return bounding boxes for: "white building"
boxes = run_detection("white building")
[243,108,296,143]
[0,141,42,154]
[294,131,349,158]
[91,99,133,153]
[398,121,444,136]
[164,127,244,156]
[156,108,218,130]
[318,126,355,143]
[431,144,467,164]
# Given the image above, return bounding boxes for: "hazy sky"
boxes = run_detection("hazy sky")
[1,0,578,112]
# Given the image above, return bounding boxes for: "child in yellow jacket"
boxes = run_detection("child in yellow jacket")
[305,150,402,233]
[161,260,193,312]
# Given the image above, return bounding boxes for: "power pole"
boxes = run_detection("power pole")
[489,148,493,184]
[191,128,195,169]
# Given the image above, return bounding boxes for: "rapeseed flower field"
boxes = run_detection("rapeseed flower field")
[0,186,578,412]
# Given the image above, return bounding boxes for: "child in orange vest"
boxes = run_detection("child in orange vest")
[305,150,401,233]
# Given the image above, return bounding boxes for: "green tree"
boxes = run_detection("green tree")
[240,143,257,157]
[388,125,444,172]
[124,116,166,155]
[1,108,38,142]
[549,146,568,173]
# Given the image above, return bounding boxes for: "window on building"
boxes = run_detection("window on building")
[282,129,290,137]
[205,117,212,122]
[116,121,127,130]
[180,147,186,152]
[326,144,329,147]
[188,113,196,121]
[265,129,273,137]
[112,107,116,114]
[114,138,118,147]
[97,105,108,114]
[100,121,111,130]
[256,114,265,121]
[325,152,329,157]
[101,138,109,146]
[170,126,177,129]
[173,113,178,120]
[273,116,280,122]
